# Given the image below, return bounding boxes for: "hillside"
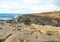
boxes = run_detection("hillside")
[33,11,60,19]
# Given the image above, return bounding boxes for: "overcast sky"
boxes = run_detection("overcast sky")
[0,0,60,13]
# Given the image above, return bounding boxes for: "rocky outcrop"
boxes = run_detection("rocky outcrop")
[17,14,60,27]
[5,11,60,27]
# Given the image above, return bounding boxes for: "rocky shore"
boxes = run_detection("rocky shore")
[0,11,60,42]
[12,13,60,27]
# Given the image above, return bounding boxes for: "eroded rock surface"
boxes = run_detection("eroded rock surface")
[0,23,60,42]
[31,23,60,35]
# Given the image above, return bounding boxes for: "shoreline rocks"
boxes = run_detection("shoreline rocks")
[16,14,60,27]
[0,11,60,42]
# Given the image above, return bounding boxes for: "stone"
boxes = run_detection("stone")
[31,31,54,42]
[17,14,60,27]
[21,28,33,35]
[31,24,60,35]
[5,31,24,42]
[0,30,12,40]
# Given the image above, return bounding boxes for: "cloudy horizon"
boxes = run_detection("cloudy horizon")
[0,0,60,14]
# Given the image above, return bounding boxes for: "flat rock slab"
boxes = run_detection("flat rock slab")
[0,30,12,40]
[31,32,60,42]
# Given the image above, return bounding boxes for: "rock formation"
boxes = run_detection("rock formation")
[0,11,60,42]
[17,14,60,27]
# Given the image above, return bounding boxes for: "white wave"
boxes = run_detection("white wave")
[0,18,12,20]
[14,15,18,18]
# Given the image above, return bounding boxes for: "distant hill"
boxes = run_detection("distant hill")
[33,11,60,19]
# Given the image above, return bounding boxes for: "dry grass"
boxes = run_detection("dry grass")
[33,11,60,19]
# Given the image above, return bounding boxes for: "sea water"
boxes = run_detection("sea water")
[0,14,23,20]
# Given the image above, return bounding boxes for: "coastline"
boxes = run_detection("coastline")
[0,11,60,42]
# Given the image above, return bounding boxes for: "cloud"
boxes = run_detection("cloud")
[0,0,60,13]
[23,0,41,4]
[21,0,60,13]
[0,0,17,2]
[53,0,60,6]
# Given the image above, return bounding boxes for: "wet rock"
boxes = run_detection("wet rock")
[6,19,16,24]
[0,27,2,30]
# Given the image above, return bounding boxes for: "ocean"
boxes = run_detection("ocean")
[0,14,23,20]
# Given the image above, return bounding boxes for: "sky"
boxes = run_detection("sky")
[0,0,60,14]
